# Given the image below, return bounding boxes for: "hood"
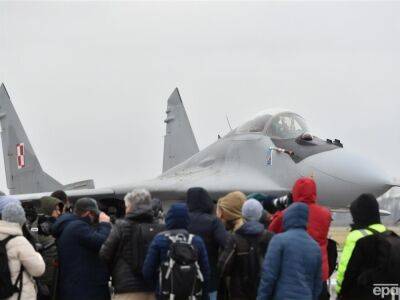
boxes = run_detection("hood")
[51,213,79,238]
[0,220,23,238]
[236,220,264,236]
[292,177,317,204]
[217,191,246,221]
[165,203,190,230]
[40,196,62,216]
[126,206,154,222]
[186,187,214,214]
[0,196,19,216]
[350,194,381,229]
[283,203,309,231]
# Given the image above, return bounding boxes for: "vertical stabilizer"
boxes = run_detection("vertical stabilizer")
[0,83,63,194]
[162,88,199,172]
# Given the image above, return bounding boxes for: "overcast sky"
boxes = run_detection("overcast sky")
[0,1,399,193]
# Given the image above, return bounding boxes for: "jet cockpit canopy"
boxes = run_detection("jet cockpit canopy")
[235,109,309,139]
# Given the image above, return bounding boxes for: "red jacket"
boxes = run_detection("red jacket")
[268,177,332,281]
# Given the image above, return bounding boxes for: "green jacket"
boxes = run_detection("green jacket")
[336,223,386,294]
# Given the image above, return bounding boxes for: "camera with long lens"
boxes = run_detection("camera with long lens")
[21,201,39,226]
[272,194,292,211]
[37,214,56,236]
[260,193,292,214]
[151,198,164,223]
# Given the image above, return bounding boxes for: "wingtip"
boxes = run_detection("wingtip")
[0,83,10,99]
[168,87,182,104]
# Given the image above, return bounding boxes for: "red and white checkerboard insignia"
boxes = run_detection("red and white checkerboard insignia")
[16,143,25,169]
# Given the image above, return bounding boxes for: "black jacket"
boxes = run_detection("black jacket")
[99,208,165,294]
[52,213,111,300]
[339,194,395,300]
[218,221,273,300]
[186,187,228,292]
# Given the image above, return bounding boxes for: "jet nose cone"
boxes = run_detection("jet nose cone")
[299,148,392,208]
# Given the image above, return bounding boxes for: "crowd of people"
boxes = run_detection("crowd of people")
[0,177,399,300]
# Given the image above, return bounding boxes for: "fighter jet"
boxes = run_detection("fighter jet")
[0,83,397,214]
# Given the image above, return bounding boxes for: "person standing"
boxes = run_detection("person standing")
[35,196,63,300]
[100,189,165,300]
[218,199,273,300]
[142,203,210,300]
[257,203,322,300]
[0,202,45,300]
[268,177,331,299]
[52,198,111,300]
[186,187,228,300]
[336,194,400,300]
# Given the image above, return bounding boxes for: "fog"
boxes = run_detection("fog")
[0,1,399,192]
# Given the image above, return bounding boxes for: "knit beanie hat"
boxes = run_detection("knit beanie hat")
[0,196,20,216]
[242,199,263,221]
[2,202,26,226]
[350,194,381,228]
[217,191,246,221]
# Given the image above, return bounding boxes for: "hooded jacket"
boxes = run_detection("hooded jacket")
[268,177,331,280]
[52,213,111,300]
[0,220,45,300]
[142,203,210,298]
[187,187,228,292]
[218,220,273,300]
[257,203,322,300]
[336,194,390,300]
[39,196,62,216]
[35,196,62,289]
[99,206,165,294]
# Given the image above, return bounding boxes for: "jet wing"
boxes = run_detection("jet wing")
[10,188,116,203]
[135,169,291,202]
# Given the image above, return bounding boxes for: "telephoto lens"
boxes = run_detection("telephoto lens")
[272,193,293,211]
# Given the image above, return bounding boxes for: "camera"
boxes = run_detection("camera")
[260,193,292,214]
[37,214,56,236]
[272,194,292,211]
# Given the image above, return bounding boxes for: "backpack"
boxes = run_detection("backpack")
[159,232,204,300]
[367,227,400,283]
[126,222,164,273]
[232,234,263,299]
[0,236,23,300]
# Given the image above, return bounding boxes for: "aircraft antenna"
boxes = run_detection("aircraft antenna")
[226,115,232,131]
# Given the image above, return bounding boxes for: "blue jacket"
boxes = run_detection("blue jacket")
[187,187,228,292]
[52,213,112,300]
[257,203,322,300]
[142,203,210,298]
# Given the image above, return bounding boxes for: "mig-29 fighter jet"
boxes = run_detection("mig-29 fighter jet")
[0,83,396,215]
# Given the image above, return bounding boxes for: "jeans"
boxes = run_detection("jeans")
[209,291,217,300]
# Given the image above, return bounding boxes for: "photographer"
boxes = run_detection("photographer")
[52,198,111,300]
[35,196,63,300]
[247,193,292,228]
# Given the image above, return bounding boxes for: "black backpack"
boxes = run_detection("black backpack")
[128,222,164,273]
[159,232,204,300]
[0,236,23,300]
[367,227,400,283]
[233,235,263,299]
